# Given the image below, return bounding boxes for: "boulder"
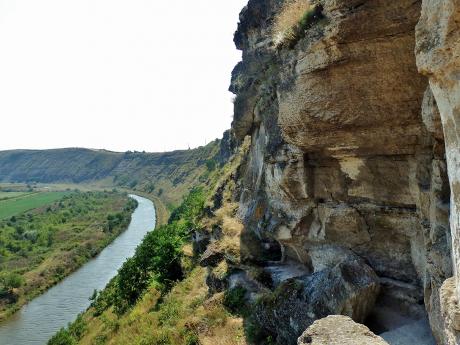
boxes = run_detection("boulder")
[254,255,380,345]
[297,315,388,345]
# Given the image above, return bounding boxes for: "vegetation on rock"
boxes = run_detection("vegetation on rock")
[272,0,321,47]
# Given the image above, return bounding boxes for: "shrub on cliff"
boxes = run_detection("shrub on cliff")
[272,0,322,47]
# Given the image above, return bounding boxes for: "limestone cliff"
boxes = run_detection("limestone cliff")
[197,0,460,344]
[416,0,460,343]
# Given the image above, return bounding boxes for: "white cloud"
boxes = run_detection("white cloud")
[0,0,247,152]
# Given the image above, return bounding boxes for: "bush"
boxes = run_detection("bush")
[223,286,247,315]
[168,187,205,227]
[47,328,76,345]
[0,272,24,293]
[184,332,200,345]
[205,159,217,171]
[115,225,184,312]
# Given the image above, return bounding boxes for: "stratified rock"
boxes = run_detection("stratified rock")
[254,255,379,345]
[226,0,453,342]
[297,315,388,345]
[278,0,426,156]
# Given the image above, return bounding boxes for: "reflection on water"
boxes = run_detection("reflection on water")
[0,195,156,345]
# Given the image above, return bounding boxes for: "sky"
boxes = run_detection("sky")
[0,0,248,152]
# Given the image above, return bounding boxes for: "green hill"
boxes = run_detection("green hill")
[0,141,221,208]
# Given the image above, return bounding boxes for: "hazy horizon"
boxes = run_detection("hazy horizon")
[0,143,219,153]
[0,0,248,152]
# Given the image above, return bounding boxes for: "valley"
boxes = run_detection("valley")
[0,188,137,321]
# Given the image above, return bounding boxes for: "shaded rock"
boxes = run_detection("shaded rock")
[206,265,229,294]
[297,315,388,345]
[380,318,436,345]
[199,244,224,267]
[254,255,380,345]
[264,260,310,287]
[192,230,210,255]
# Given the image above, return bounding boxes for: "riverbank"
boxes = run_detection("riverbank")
[121,189,169,226]
[0,191,137,322]
[0,195,156,345]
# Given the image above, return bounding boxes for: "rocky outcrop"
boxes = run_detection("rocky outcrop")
[221,0,453,343]
[297,315,388,345]
[254,253,379,345]
[190,0,460,343]
[144,0,458,342]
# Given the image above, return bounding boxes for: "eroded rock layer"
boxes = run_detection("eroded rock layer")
[210,0,455,343]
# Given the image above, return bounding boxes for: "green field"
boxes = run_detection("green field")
[0,191,138,321]
[0,192,32,200]
[0,192,70,220]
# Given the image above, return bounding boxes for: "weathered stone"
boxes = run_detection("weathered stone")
[199,244,224,267]
[416,0,460,305]
[192,230,210,255]
[278,0,426,156]
[254,255,379,345]
[203,0,460,343]
[440,278,460,344]
[297,315,388,345]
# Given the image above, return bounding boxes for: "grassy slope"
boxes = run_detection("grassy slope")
[0,191,69,219]
[77,267,246,345]
[0,191,137,320]
[51,140,250,345]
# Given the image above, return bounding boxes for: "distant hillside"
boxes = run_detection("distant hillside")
[0,148,123,183]
[0,141,221,207]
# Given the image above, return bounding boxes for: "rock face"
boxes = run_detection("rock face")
[439,278,460,345]
[416,0,460,337]
[220,0,454,343]
[297,315,389,345]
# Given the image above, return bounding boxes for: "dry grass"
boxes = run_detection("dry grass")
[272,0,311,47]
[200,317,246,345]
[78,267,247,345]
[213,260,229,280]
[212,202,244,263]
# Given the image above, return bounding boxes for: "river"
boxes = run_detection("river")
[0,194,156,345]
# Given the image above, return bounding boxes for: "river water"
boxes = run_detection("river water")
[0,195,156,345]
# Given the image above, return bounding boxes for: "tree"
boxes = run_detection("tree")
[0,272,24,294]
